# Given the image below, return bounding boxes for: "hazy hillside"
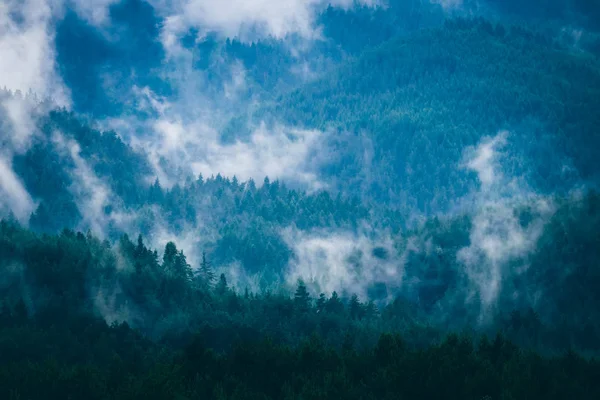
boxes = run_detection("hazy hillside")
[0,0,599,398]
[263,19,600,210]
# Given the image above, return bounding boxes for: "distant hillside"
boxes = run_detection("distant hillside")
[260,19,600,211]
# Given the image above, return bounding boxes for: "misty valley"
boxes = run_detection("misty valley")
[1,0,600,399]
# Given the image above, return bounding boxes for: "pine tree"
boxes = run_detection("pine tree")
[197,251,215,288]
[326,291,344,315]
[349,294,364,320]
[135,234,145,259]
[174,250,193,283]
[316,293,326,313]
[162,242,192,283]
[162,242,178,269]
[294,279,311,313]
[364,300,379,319]
[148,178,164,203]
[215,273,229,296]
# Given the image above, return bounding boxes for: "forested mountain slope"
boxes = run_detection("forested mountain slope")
[1,211,600,398]
[2,15,600,352]
[2,189,600,353]
[263,19,600,210]
[1,1,600,398]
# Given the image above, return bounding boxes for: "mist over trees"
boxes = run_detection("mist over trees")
[1,0,600,398]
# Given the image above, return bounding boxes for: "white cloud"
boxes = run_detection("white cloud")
[52,131,134,236]
[0,0,57,225]
[0,95,39,152]
[152,0,378,53]
[0,0,68,103]
[0,0,119,138]
[70,0,121,26]
[149,117,324,190]
[283,227,405,300]
[146,220,204,266]
[458,131,554,313]
[0,0,130,225]
[0,0,70,156]
[110,85,326,191]
[457,197,552,310]
[462,130,508,188]
[0,156,35,222]
[189,123,325,190]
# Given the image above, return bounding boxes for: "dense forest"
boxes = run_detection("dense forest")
[1,211,600,398]
[1,0,600,398]
[261,18,600,210]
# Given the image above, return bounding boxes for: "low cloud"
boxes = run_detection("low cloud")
[457,197,553,310]
[0,0,70,158]
[0,0,107,226]
[93,284,138,325]
[0,156,35,222]
[70,0,122,26]
[283,227,405,300]
[431,0,464,10]
[52,131,134,236]
[0,0,124,150]
[462,130,508,189]
[146,219,205,266]
[111,86,326,191]
[189,123,325,190]
[457,131,555,315]
[0,0,69,105]
[153,0,378,50]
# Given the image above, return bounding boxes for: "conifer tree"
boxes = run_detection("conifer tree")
[294,279,311,313]
[316,293,326,313]
[197,251,216,288]
[326,291,344,314]
[162,242,178,271]
[349,294,364,320]
[364,300,379,319]
[216,273,229,295]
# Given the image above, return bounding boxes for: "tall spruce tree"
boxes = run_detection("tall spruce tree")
[197,251,216,288]
[294,279,311,313]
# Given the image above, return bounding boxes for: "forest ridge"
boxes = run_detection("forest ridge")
[1,0,600,399]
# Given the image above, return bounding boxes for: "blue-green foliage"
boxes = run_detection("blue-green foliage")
[265,19,600,209]
[1,3,600,398]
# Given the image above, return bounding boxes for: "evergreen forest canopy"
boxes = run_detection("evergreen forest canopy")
[0,0,600,398]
